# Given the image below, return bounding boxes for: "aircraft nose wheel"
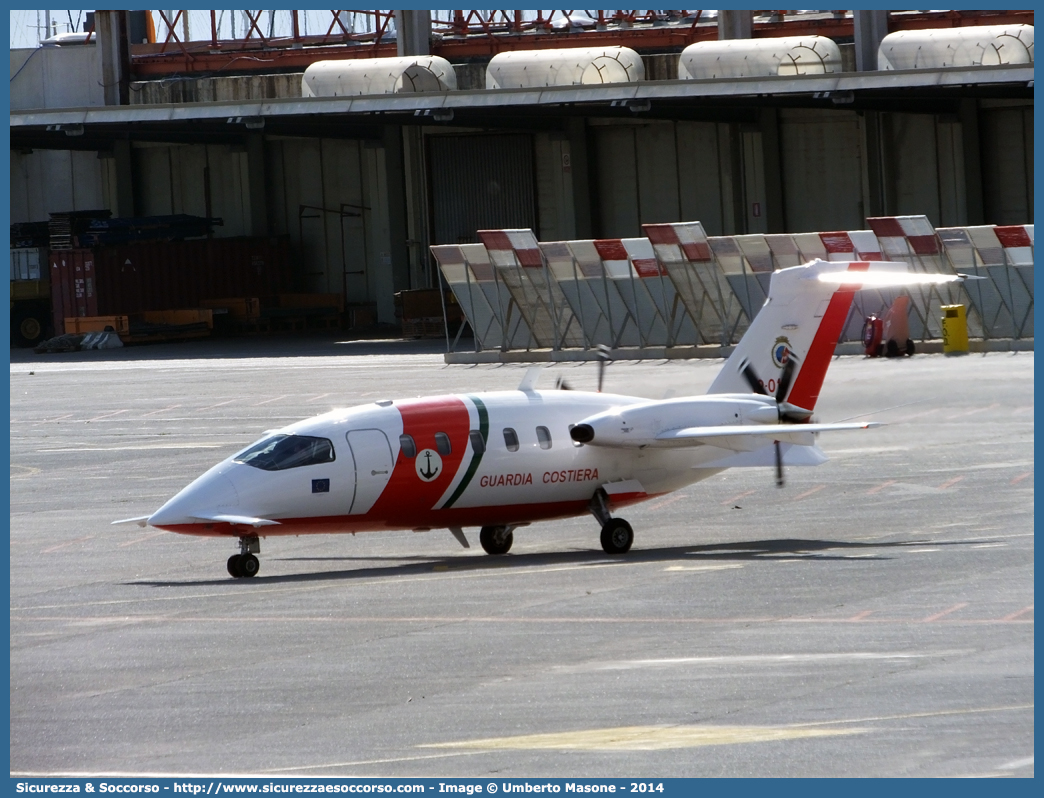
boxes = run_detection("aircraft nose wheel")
[600,518,633,554]
[479,525,514,555]
[227,536,261,578]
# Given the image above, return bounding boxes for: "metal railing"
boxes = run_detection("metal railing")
[433,218,1034,354]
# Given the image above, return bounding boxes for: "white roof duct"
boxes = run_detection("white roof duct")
[486,46,644,89]
[302,56,457,97]
[878,24,1033,70]
[678,36,841,80]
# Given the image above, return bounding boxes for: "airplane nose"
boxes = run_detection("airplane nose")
[148,472,239,527]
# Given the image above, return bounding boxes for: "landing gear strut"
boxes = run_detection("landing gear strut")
[227,535,261,578]
[479,525,514,555]
[589,489,633,555]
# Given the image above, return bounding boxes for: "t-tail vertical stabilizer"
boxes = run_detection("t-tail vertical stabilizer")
[708,259,948,412]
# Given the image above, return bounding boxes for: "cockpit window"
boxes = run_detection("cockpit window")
[234,434,335,471]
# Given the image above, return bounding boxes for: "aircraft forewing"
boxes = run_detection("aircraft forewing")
[200,513,281,528]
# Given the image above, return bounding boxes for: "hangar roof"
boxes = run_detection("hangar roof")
[11,63,1033,151]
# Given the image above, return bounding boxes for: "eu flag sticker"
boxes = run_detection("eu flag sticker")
[312,479,330,493]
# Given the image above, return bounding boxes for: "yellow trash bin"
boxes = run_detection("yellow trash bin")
[941,304,968,354]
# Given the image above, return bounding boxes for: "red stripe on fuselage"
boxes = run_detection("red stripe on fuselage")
[787,262,870,412]
[366,396,472,524]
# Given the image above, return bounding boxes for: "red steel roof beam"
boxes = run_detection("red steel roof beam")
[127,9,1035,77]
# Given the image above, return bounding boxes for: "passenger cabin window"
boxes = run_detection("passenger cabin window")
[234,434,335,472]
[503,428,519,452]
[399,434,417,458]
[469,430,486,455]
[435,432,452,456]
[536,426,552,450]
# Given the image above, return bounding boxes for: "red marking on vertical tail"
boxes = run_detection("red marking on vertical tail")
[786,262,870,412]
[366,397,471,524]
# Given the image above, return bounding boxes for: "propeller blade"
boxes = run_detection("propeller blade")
[742,363,768,395]
[775,440,784,488]
[775,354,798,405]
[596,345,611,393]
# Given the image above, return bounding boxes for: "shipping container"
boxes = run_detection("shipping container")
[10,247,45,281]
[50,236,293,334]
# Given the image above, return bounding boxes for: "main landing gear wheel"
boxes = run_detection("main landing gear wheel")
[239,553,260,577]
[228,535,261,578]
[600,518,634,555]
[479,525,514,555]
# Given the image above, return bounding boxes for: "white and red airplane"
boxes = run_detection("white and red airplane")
[116,259,966,577]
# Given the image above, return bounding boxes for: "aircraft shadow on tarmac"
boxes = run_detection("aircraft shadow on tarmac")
[133,537,980,588]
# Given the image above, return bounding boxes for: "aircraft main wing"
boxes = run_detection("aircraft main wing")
[655,421,881,452]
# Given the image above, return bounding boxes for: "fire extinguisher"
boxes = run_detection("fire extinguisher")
[862,315,884,357]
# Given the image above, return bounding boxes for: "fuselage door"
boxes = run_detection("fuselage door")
[346,429,395,514]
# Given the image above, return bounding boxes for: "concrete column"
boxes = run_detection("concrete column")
[959,99,985,225]
[717,10,752,40]
[758,109,785,233]
[861,111,886,218]
[727,124,746,234]
[96,10,124,106]
[395,10,431,57]
[565,118,594,239]
[853,10,889,71]
[401,125,430,287]
[246,133,268,236]
[383,125,411,292]
[112,139,135,217]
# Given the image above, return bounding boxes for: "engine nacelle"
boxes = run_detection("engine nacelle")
[570,394,781,448]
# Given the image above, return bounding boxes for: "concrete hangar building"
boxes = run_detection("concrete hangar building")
[10,10,1034,329]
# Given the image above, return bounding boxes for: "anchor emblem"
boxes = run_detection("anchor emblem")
[415,449,443,482]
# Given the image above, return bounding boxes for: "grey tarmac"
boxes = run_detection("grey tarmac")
[9,336,1034,778]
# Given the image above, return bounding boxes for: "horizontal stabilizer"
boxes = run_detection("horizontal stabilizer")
[111,515,151,527]
[815,270,969,287]
[656,421,881,452]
